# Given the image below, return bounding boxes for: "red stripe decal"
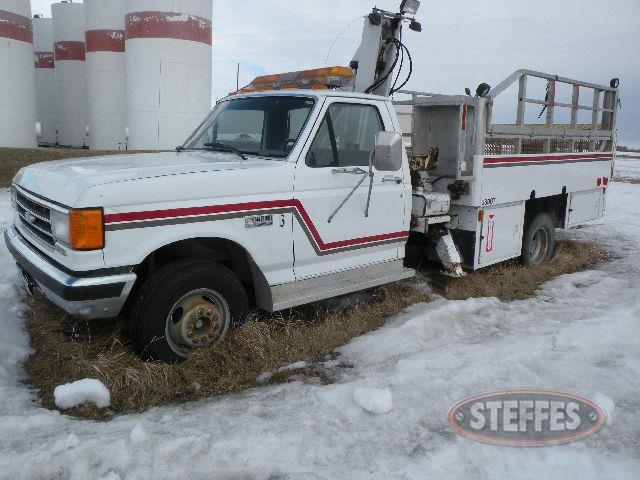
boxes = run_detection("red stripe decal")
[35,51,55,68]
[104,200,292,223]
[484,153,612,165]
[105,199,409,251]
[125,11,212,45]
[86,29,125,53]
[55,41,86,61]
[0,10,33,43]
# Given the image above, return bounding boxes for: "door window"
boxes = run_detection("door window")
[306,103,383,168]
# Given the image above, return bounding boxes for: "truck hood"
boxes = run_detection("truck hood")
[13,151,280,207]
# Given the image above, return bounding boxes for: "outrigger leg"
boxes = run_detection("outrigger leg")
[435,230,465,277]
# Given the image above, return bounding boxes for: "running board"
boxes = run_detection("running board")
[269,260,415,312]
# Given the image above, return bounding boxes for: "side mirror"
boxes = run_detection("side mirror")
[374,131,403,171]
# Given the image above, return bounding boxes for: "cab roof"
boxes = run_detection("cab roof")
[224,89,390,103]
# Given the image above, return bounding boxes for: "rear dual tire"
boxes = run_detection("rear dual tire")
[521,212,557,267]
[128,259,249,363]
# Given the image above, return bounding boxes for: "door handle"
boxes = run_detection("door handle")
[382,175,403,184]
[332,167,366,175]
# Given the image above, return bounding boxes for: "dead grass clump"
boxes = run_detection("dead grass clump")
[433,240,612,301]
[24,282,427,419]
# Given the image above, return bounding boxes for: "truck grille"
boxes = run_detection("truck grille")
[15,190,55,246]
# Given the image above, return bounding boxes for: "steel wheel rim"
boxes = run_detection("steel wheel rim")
[529,228,549,265]
[165,288,230,357]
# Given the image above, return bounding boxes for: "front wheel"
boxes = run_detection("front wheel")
[128,259,250,363]
[521,212,557,267]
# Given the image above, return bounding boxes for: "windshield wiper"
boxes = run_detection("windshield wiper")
[203,142,247,160]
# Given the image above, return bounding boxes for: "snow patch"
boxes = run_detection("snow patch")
[53,378,110,409]
[352,387,393,414]
[100,472,122,480]
[130,423,150,444]
[51,433,80,453]
[279,360,307,372]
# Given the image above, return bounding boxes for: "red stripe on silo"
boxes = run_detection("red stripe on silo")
[86,29,125,52]
[0,9,33,43]
[55,41,86,61]
[125,11,212,45]
[35,52,55,68]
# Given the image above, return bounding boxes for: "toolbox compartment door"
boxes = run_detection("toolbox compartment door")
[478,202,525,267]
[566,189,603,228]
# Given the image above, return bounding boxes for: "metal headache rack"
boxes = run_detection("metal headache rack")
[486,69,619,155]
[393,69,620,179]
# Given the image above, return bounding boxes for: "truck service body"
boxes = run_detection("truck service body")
[5,2,619,362]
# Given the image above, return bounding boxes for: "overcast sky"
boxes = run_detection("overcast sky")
[31,0,640,146]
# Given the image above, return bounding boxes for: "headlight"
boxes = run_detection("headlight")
[51,208,105,250]
[50,209,70,245]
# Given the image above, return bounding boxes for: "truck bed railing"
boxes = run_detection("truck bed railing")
[485,69,619,154]
[392,70,619,178]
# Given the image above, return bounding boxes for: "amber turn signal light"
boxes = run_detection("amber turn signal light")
[69,209,104,250]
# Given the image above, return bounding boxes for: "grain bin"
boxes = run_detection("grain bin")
[52,1,88,147]
[0,0,37,148]
[33,16,57,145]
[85,0,127,150]
[125,0,213,150]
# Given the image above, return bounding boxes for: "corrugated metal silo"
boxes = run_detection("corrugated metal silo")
[85,0,127,150]
[33,17,57,145]
[0,0,37,148]
[125,0,213,150]
[52,1,88,147]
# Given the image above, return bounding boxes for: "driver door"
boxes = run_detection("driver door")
[292,98,408,280]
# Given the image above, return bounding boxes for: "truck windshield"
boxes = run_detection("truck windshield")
[183,96,316,158]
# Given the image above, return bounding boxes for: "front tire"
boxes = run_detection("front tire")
[521,212,557,266]
[128,259,250,363]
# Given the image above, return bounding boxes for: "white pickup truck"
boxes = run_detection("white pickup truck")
[5,3,619,362]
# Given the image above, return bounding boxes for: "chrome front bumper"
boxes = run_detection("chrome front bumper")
[4,226,137,319]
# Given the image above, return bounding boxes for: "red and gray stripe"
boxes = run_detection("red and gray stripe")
[484,153,613,168]
[125,11,212,45]
[55,41,86,61]
[105,199,409,256]
[86,29,125,53]
[0,9,33,43]
[35,51,55,68]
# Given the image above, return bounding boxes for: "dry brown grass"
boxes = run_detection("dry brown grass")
[0,147,145,187]
[23,240,610,419]
[613,177,640,185]
[24,282,427,419]
[433,240,611,301]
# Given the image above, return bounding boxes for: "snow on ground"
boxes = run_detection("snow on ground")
[617,152,640,159]
[54,379,111,410]
[615,156,640,180]
[1,175,640,479]
[352,387,393,414]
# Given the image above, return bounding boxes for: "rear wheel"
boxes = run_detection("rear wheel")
[521,212,556,266]
[128,259,250,363]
